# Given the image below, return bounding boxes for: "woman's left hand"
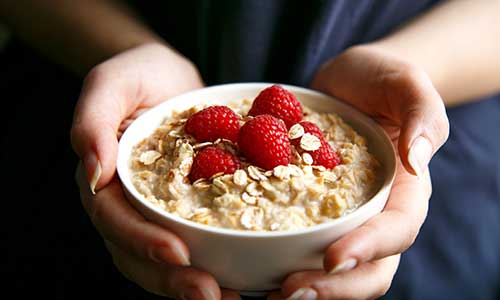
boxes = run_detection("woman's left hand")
[269,44,449,300]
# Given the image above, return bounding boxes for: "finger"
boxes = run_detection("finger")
[76,163,190,266]
[107,241,220,300]
[70,65,139,193]
[395,66,449,177]
[282,255,400,300]
[221,289,241,300]
[323,162,431,274]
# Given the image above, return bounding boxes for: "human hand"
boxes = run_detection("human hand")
[269,45,449,300]
[71,43,239,299]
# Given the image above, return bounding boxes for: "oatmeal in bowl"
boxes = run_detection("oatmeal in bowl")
[128,84,380,231]
[116,83,396,292]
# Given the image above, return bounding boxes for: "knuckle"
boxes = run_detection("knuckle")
[401,221,420,252]
[282,272,312,292]
[84,64,109,86]
[150,229,177,250]
[381,62,427,102]
[406,107,426,124]
[374,280,392,299]
[191,269,214,283]
[392,211,421,253]
[87,196,101,221]
[146,238,174,261]
[165,268,214,298]
[390,61,422,87]
[84,195,108,238]
[105,243,134,281]
[399,63,428,86]
[157,278,177,298]
[151,271,179,298]
[363,221,384,241]
[110,256,132,282]
[434,115,450,145]
[377,267,397,299]
[426,176,433,197]
[71,64,111,155]
[397,61,419,79]
[103,241,166,297]
[282,273,303,291]
[69,122,86,155]
[363,223,383,257]
[321,287,354,300]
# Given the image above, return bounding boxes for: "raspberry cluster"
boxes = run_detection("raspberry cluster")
[185,84,341,182]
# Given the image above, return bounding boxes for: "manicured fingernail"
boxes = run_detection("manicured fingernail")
[408,136,433,178]
[328,258,357,275]
[181,287,214,300]
[85,152,101,194]
[175,247,191,266]
[286,288,317,300]
[152,246,190,266]
[200,287,217,300]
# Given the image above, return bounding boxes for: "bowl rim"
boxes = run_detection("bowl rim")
[117,82,397,238]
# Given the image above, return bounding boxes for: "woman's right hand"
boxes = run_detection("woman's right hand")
[71,43,238,300]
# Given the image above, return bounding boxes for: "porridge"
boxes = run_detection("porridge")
[129,85,379,231]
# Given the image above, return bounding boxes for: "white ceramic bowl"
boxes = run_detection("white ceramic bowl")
[116,83,396,294]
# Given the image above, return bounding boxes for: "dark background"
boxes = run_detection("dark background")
[2,39,167,299]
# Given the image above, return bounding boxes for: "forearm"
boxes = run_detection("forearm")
[370,0,500,106]
[0,0,162,74]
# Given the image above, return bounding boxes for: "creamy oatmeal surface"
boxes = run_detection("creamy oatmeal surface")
[129,99,379,231]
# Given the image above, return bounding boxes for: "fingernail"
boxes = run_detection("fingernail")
[286,288,317,300]
[85,152,102,194]
[181,287,215,300]
[152,246,191,266]
[200,287,217,300]
[174,246,191,266]
[328,258,357,275]
[408,136,433,178]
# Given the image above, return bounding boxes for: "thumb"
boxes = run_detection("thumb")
[71,69,129,193]
[397,73,450,177]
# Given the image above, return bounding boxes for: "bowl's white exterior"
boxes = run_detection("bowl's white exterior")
[117,83,396,292]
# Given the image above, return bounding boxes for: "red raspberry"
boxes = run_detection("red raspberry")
[185,105,240,143]
[290,121,341,169]
[308,139,341,169]
[290,121,323,149]
[238,115,291,170]
[248,84,303,128]
[295,121,323,140]
[188,146,240,182]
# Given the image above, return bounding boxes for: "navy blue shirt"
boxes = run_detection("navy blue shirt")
[130,0,441,85]
[129,1,500,299]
